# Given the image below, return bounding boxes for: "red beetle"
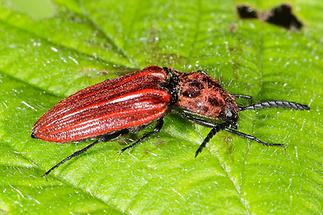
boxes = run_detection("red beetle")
[32,66,310,176]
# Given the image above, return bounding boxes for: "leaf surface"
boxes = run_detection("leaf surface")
[0,0,322,214]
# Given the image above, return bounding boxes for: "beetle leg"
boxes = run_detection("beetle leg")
[224,128,286,148]
[195,125,223,157]
[43,129,128,177]
[120,118,164,153]
[232,94,253,106]
[231,94,253,100]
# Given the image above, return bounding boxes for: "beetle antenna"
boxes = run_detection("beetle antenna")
[239,100,310,111]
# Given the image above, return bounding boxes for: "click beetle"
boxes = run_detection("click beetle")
[31,66,310,176]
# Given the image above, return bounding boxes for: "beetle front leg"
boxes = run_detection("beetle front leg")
[195,125,223,157]
[120,118,164,153]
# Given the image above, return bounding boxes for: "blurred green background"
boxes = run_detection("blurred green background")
[0,0,322,214]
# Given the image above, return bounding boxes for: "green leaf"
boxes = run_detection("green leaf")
[0,0,322,214]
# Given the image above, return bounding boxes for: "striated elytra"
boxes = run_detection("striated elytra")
[31,66,310,176]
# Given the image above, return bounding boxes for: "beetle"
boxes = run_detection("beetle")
[31,66,310,176]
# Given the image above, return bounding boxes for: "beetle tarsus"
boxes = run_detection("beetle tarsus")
[33,66,310,173]
[120,118,164,153]
[195,125,223,157]
[224,128,286,148]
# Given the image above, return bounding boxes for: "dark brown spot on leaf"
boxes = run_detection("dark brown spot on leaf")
[237,5,257,18]
[236,4,303,30]
[265,4,303,30]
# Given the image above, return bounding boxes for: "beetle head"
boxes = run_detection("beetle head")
[221,102,238,128]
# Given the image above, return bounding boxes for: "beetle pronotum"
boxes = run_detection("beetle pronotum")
[31,66,310,176]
